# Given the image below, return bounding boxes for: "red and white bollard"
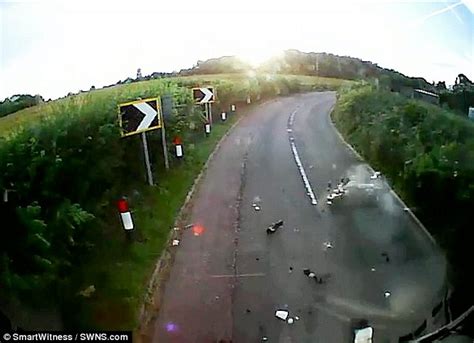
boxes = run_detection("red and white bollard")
[204,122,211,136]
[117,198,134,231]
[173,136,183,158]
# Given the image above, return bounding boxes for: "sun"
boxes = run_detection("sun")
[238,49,282,68]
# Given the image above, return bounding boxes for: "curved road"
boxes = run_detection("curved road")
[151,92,448,343]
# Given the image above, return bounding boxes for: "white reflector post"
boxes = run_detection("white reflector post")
[176,144,183,158]
[120,212,134,231]
[231,104,236,112]
[247,96,251,104]
[221,112,226,121]
[205,123,211,134]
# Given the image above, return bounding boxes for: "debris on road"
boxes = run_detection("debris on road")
[275,310,289,321]
[303,268,319,281]
[381,252,390,263]
[287,317,294,324]
[371,267,376,272]
[252,196,262,211]
[289,266,293,273]
[172,239,180,246]
[323,241,333,250]
[304,269,330,284]
[262,337,268,341]
[246,309,251,313]
[184,223,194,230]
[267,220,284,234]
[173,227,180,231]
[370,171,381,180]
[384,291,391,298]
[295,316,300,321]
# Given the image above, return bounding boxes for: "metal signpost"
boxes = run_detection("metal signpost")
[118,97,169,185]
[192,87,215,128]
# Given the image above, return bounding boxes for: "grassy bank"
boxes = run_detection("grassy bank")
[64,116,239,330]
[0,73,350,330]
[332,83,474,316]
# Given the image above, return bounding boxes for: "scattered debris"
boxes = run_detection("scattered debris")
[173,227,180,231]
[370,171,381,180]
[323,241,333,250]
[293,227,300,232]
[294,316,300,321]
[287,317,294,324]
[262,337,268,342]
[287,128,293,133]
[289,266,293,272]
[404,207,410,212]
[384,291,391,298]
[254,205,261,211]
[246,309,251,313]
[303,269,329,284]
[303,268,318,281]
[381,252,390,263]
[275,310,289,321]
[309,165,314,169]
[184,223,194,229]
[256,257,260,261]
[267,220,284,234]
[172,239,180,246]
[371,267,376,272]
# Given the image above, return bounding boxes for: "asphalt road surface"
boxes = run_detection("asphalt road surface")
[151,92,448,343]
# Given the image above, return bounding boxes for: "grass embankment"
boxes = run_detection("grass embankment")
[0,73,349,330]
[332,83,474,316]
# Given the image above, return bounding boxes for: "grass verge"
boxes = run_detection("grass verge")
[64,114,239,330]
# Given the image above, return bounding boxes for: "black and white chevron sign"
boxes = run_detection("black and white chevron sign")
[119,98,161,137]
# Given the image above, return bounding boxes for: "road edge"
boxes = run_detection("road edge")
[136,99,278,341]
[327,104,437,246]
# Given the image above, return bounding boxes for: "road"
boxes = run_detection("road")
[151,92,448,343]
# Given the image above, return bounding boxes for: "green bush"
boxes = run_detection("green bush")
[333,84,474,314]
[0,74,347,328]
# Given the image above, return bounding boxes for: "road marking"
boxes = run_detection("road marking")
[209,273,266,278]
[288,109,318,205]
[288,109,297,126]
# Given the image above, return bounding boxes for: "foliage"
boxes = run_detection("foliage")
[0,74,346,328]
[0,94,44,118]
[333,84,474,314]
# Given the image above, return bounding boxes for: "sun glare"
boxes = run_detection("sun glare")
[239,49,282,68]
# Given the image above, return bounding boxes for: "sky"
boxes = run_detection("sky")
[0,0,473,100]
